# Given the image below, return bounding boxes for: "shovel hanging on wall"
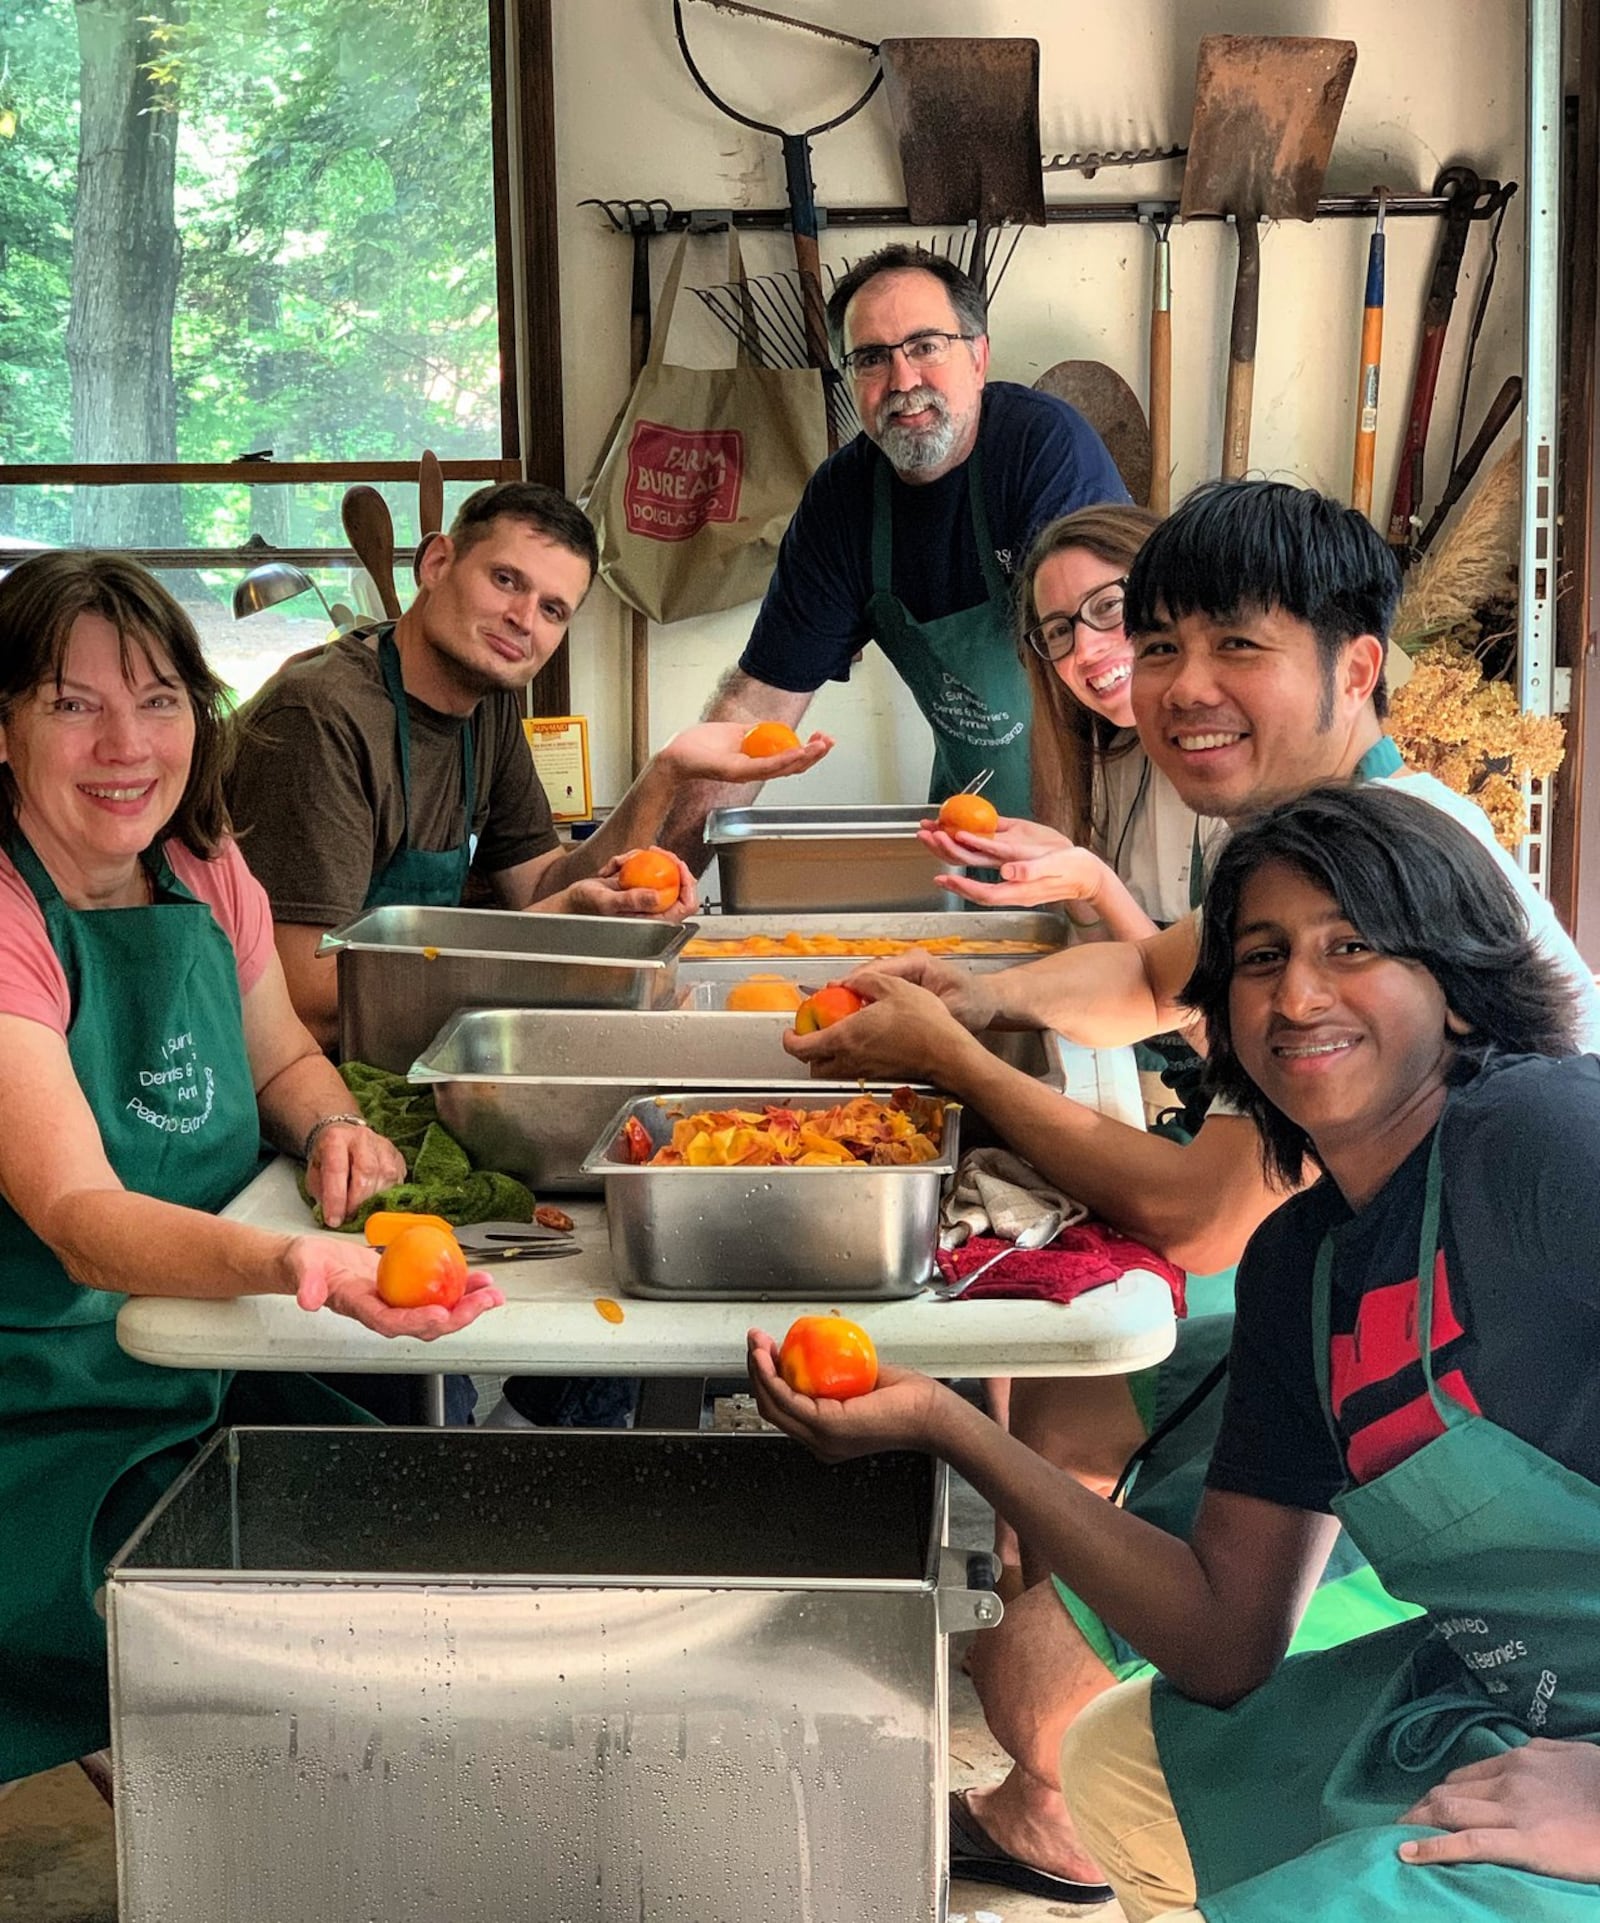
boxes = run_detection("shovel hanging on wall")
[878,38,1046,267]
[1180,35,1357,480]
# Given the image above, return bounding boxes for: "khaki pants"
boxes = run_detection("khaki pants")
[1059,1676,1204,1923]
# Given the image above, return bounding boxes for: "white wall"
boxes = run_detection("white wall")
[552,0,1528,808]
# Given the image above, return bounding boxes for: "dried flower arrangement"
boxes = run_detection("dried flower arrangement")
[1386,442,1565,848]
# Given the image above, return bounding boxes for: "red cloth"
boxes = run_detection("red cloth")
[936,1224,1187,1316]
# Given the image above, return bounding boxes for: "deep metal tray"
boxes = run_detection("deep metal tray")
[318,907,691,1071]
[706,804,941,844]
[680,908,1069,974]
[704,805,963,913]
[411,1007,855,1192]
[411,1007,1062,1193]
[581,1089,960,1300]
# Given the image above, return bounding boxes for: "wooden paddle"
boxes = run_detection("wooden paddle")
[341,484,401,620]
[413,449,444,584]
[1033,361,1152,507]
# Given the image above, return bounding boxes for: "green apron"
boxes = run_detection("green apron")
[0,832,353,1780]
[1150,1129,1600,1920]
[865,445,1033,821]
[363,626,477,911]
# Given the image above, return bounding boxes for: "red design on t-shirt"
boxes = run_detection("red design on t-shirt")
[1344,1368,1482,1482]
[1328,1252,1480,1481]
[624,422,744,542]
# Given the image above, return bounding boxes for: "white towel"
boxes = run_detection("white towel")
[939,1147,1087,1250]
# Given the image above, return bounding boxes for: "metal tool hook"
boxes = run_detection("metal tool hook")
[578,197,632,233]
[580,197,674,236]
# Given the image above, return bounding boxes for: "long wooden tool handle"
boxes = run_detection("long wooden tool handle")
[783,129,837,455]
[1148,231,1172,514]
[418,449,444,537]
[342,485,401,620]
[1221,215,1260,481]
[412,448,445,586]
[1350,217,1386,518]
[1387,169,1479,552]
[1387,324,1447,550]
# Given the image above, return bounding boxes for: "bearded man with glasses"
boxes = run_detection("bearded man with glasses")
[661,246,1128,859]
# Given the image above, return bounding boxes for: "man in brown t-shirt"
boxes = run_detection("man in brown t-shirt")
[229,481,830,1048]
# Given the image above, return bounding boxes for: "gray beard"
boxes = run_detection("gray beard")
[873,391,961,474]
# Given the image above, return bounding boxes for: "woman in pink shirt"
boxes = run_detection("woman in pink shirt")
[0,552,501,1791]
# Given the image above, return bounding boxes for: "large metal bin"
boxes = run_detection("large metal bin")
[317,906,690,1070]
[581,1089,960,1299]
[704,804,968,912]
[107,1426,998,1923]
[410,1006,1064,1193]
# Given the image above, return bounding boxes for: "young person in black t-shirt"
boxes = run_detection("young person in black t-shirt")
[749,783,1600,1919]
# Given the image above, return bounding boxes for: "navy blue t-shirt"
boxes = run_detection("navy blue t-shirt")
[739,380,1129,694]
[1206,1053,1600,1512]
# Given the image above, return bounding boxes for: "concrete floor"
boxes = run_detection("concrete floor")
[0,1769,115,1922]
[0,1427,1121,1922]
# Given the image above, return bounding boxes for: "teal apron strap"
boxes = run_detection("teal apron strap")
[1310,1235,1345,1455]
[1412,1135,1469,1429]
[376,629,476,854]
[6,828,68,909]
[961,440,1010,608]
[1354,735,1404,781]
[869,456,895,598]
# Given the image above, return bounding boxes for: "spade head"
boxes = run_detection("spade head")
[879,38,1046,229]
[1180,35,1357,224]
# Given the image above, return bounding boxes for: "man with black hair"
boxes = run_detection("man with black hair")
[228,481,829,1051]
[228,480,831,1431]
[660,246,1128,855]
[785,478,1600,1905]
[787,479,1596,1226]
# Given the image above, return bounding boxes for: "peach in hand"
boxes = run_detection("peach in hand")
[793,984,866,1034]
[937,792,999,837]
[740,721,804,758]
[616,846,681,912]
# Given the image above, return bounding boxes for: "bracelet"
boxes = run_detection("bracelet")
[301,1113,369,1162]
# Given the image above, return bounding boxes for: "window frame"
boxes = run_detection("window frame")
[0,0,571,713]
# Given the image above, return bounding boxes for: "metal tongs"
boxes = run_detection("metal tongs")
[453,1220,581,1264]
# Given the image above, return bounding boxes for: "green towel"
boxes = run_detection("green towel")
[299,1063,536,1232]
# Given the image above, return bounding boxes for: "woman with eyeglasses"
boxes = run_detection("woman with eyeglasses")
[0,552,502,1793]
[922,503,1223,938]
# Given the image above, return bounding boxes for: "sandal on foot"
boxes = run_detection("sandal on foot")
[948,1788,1115,1906]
